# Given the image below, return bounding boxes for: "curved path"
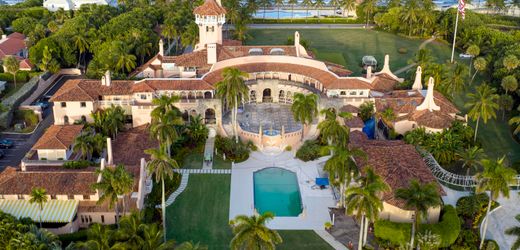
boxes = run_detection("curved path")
[393,37,436,75]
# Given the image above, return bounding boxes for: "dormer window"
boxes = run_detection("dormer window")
[248,48,263,56]
[269,48,285,55]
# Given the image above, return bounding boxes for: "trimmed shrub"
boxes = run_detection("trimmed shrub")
[374,205,460,247]
[296,139,323,162]
[14,109,38,127]
[285,145,292,151]
[62,160,91,169]
[398,47,408,54]
[215,135,250,162]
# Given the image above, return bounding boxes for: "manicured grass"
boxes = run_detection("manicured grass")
[248,29,432,75]
[181,152,232,169]
[166,175,333,249]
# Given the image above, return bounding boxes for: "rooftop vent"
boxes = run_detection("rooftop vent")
[269,48,285,55]
[248,48,263,55]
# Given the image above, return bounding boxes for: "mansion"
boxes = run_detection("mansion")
[0,0,463,233]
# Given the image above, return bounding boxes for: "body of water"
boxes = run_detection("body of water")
[254,167,302,217]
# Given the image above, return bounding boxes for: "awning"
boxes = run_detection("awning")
[316,178,329,186]
[0,199,79,223]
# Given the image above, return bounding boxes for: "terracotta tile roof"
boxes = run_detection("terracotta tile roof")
[193,0,227,15]
[222,39,242,46]
[340,104,360,113]
[112,125,159,166]
[203,62,374,90]
[50,79,134,102]
[409,109,455,129]
[350,137,445,209]
[32,125,84,150]
[78,197,137,213]
[325,61,353,77]
[344,116,364,128]
[132,79,214,92]
[375,89,459,115]
[0,167,97,195]
[371,73,399,92]
[19,58,33,70]
[0,33,25,59]
[167,50,208,67]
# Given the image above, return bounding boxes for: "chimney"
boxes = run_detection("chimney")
[159,39,164,56]
[207,43,217,64]
[98,158,106,183]
[1,34,6,41]
[216,0,222,6]
[366,66,372,80]
[294,31,300,57]
[101,70,111,86]
[106,137,113,165]
[416,77,441,112]
[381,54,391,73]
[136,158,146,209]
[412,66,423,90]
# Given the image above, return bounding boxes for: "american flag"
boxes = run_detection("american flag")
[458,0,466,20]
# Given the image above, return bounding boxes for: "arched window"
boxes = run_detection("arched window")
[204,91,212,99]
[250,90,256,103]
[205,108,216,124]
[64,116,69,124]
[279,90,285,103]
[262,88,272,103]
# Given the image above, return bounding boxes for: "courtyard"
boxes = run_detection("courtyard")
[236,103,301,134]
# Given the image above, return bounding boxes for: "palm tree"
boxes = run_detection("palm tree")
[105,105,126,138]
[215,68,249,142]
[395,180,441,249]
[442,63,468,98]
[185,114,209,146]
[3,55,19,88]
[259,0,272,19]
[471,57,487,83]
[151,95,180,120]
[503,54,519,72]
[114,164,134,216]
[456,146,485,177]
[378,107,396,125]
[145,148,179,242]
[302,0,314,21]
[401,0,421,36]
[322,145,366,208]
[176,241,208,250]
[466,45,480,77]
[476,157,517,249]
[505,214,520,250]
[345,167,390,249]
[510,106,520,135]
[314,0,325,17]
[113,42,137,73]
[74,223,113,249]
[288,0,298,19]
[340,0,356,17]
[318,108,351,147]
[501,75,518,95]
[150,109,183,156]
[29,187,48,228]
[361,0,377,29]
[229,212,282,250]
[161,21,177,51]
[73,33,89,68]
[181,23,199,51]
[291,93,319,141]
[114,212,144,248]
[465,84,499,142]
[274,0,284,19]
[139,223,177,250]
[73,132,94,160]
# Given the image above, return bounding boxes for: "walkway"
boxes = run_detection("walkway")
[393,37,436,75]
[202,136,215,169]
[484,191,520,250]
[163,173,190,206]
[314,230,349,250]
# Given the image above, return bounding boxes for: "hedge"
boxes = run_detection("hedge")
[374,205,460,247]
[0,75,39,129]
[252,18,364,24]
[62,160,91,169]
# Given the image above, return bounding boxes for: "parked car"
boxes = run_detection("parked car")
[35,101,50,109]
[0,139,14,149]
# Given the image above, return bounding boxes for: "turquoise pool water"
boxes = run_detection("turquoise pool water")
[254,168,302,217]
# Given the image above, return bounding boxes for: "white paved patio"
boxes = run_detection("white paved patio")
[484,191,520,250]
[229,151,336,230]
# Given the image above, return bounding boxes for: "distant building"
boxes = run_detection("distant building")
[43,0,108,11]
[0,33,33,71]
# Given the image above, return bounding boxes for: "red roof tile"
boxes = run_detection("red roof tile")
[193,0,227,15]
[32,125,84,150]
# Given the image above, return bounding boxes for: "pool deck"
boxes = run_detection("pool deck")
[229,151,336,230]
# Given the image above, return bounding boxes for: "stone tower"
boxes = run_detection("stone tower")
[193,0,226,51]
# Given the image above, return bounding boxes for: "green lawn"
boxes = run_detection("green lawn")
[248,29,440,75]
[181,152,231,169]
[166,175,334,250]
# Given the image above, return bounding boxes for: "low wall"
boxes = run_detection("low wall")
[238,126,303,150]
[0,76,40,129]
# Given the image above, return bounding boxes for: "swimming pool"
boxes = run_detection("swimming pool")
[253,167,302,217]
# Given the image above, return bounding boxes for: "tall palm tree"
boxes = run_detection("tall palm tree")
[456,146,485,177]
[74,223,113,250]
[229,212,282,250]
[161,21,177,51]
[151,95,180,120]
[288,0,298,19]
[314,0,325,17]
[503,54,519,72]
[3,55,19,88]
[29,187,48,228]
[113,42,137,73]
[401,0,421,36]
[73,132,94,160]
[145,148,179,242]
[345,167,390,249]
[465,84,499,142]
[114,212,144,248]
[140,223,177,250]
[510,105,520,135]
[501,75,518,95]
[291,93,319,141]
[395,180,441,249]
[176,241,208,250]
[302,0,314,21]
[181,23,199,51]
[150,109,183,156]
[318,108,351,147]
[105,105,126,139]
[361,0,377,29]
[113,164,134,216]
[215,68,249,142]
[476,157,517,249]
[73,33,89,68]
[506,214,520,250]
[442,63,468,98]
[466,45,480,77]
[274,0,284,19]
[341,0,356,17]
[471,57,487,83]
[322,145,366,208]
[259,0,272,19]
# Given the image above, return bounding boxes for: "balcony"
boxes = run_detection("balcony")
[97,100,135,106]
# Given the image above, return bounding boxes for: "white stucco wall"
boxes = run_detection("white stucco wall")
[53,101,95,125]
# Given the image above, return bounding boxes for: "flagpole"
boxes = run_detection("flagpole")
[450,0,460,63]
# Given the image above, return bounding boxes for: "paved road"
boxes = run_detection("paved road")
[241,24,374,29]
[0,75,80,169]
